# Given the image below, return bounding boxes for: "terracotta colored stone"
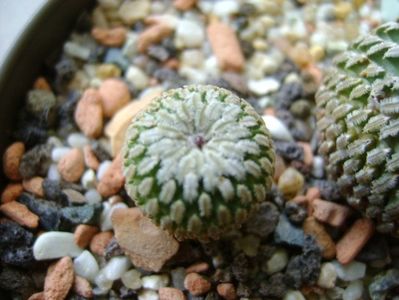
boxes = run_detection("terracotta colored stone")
[159,287,186,300]
[98,78,130,118]
[1,183,23,203]
[44,256,74,300]
[74,224,99,249]
[27,292,44,300]
[74,89,104,138]
[303,217,336,259]
[90,231,113,256]
[312,198,351,227]
[163,58,179,70]
[306,187,321,202]
[207,19,245,72]
[186,262,209,274]
[91,26,127,47]
[0,201,39,228]
[112,208,179,272]
[105,88,162,156]
[292,195,308,206]
[336,218,374,265]
[74,275,93,298]
[217,283,237,300]
[184,272,211,296]
[3,142,24,180]
[22,176,44,197]
[137,23,173,52]
[58,148,85,183]
[298,142,314,166]
[173,0,197,10]
[97,154,125,197]
[33,77,51,91]
[83,145,100,171]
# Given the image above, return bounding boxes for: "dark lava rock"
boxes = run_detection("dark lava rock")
[60,204,102,229]
[274,214,305,248]
[275,81,304,109]
[284,201,307,225]
[291,120,313,142]
[205,292,221,300]
[284,236,321,289]
[18,193,61,231]
[0,267,37,299]
[161,37,177,57]
[166,240,204,267]
[236,282,251,298]
[275,109,296,129]
[274,141,304,162]
[244,202,279,238]
[240,40,254,58]
[57,91,80,136]
[0,246,35,268]
[357,236,391,268]
[290,99,312,119]
[55,55,77,90]
[369,269,399,300]
[104,238,124,260]
[259,272,287,298]
[42,179,68,205]
[119,286,138,299]
[311,179,342,202]
[92,141,112,162]
[26,89,57,126]
[19,144,52,179]
[0,220,34,246]
[153,68,186,89]
[147,45,170,62]
[231,253,251,281]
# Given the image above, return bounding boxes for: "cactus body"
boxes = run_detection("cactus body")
[316,22,399,234]
[122,85,275,240]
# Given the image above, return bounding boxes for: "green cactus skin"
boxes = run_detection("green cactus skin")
[122,85,275,240]
[316,22,399,235]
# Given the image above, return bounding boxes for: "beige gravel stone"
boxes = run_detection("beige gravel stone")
[44,257,74,300]
[74,275,93,298]
[83,145,100,171]
[312,198,351,227]
[1,183,23,203]
[58,148,85,183]
[0,201,39,228]
[22,176,44,197]
[112,207,179,272]
[3,142,24,180]
[91,26,127,47]
[74,224,99,249]
[97,154,125,197]
[207,19,245,72]
[98,78,130,118]
[159,287,186,300]
[184,272,211,296]
[74,89,104,138]
[105,88,162,157]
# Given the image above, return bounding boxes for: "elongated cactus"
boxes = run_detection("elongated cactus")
[316,22,399,234]
[122,85,275,240]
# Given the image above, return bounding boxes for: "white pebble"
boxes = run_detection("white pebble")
[262,115,294,142]
[142,274,169,290]
[85,189,102,204]
[343,280,364,300]
[74,250,100,282]
[204,56,220,77]
[94,270,114,295]
[103,256,132,281]
[284,290,306,300]
[81,169,97,189]
[33,231,83,260]
[118,0,151,25]
[213,0,239,18]
[97,160,113,180]
[312,156,325,178]
[122,32,139,59]
[138,289,159,300]
[67,133,90,148]
[181,49,204,68]
[47,164,61,181]
[175,19,205,48]
[64,41,91,60]
[101,202,128,231]
[47,136,64,147]
[318,262,337,289]
[122,269,143,290]
[265,249,288,274]
[248,78,280,95]
[332,260,366,282]
[51,147,71,162]
[179,67,207,84]
[125,66,149,90]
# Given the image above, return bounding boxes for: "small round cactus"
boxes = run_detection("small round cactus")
[315,22,399,235]
[122,85,275,240]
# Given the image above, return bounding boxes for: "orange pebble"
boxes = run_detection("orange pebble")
[90,231,113,256]
[74,224,99,248]
[186,262,209,274]
[312,198,351,227]
[22,177,44,197]
[33,77,51,91]
[0,201,39,228]
[1,183,23,203]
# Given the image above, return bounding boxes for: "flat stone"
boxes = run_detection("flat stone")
[33,231,84,260]
[44,257,74,300]
[74,250,99,282]
[274,214,305,248]
[262,115,294,142]
[332,260,366,282]
[112,208,179,272]
[0,201,39,229]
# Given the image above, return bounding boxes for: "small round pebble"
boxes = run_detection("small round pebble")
[217,283,237,300]
[278,167,304,198]
[103,256,131,281]
[2,142,25,180]
[265,249,289,275]
[74,250,100,282]
[184,272,211,296]
[317,262,337,289]
[121,269,143,290]
[58,148,85,182]
[262,115,294,142]
[142,274,170,290]
[343,280,364,300]
[283,290,306,300]
[85,189,102,204]
[67,133,90,148]
[332,260,366,282]
[98,78,130,117]
[159,287,185,300]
